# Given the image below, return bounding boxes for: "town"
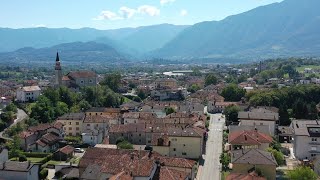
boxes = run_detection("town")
[0,53,320,180]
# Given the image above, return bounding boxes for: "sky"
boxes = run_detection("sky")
[0,0,283,30]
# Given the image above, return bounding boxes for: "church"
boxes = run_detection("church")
[54,52,97,90]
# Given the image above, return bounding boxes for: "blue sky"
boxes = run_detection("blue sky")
[0,0,283,29]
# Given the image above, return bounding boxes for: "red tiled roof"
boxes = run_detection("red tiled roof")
[226,172,266,180]
[57,145,74,155]
[110,171,133,180]
[109,124,146,133]
[228,130,273,145]
[159,167,189,180]
[159,157,196,169]
[19,131,34,139]
[36,132,61,147]
[67,71,96,79]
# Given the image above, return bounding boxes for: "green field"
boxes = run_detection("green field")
[296,65,320,73]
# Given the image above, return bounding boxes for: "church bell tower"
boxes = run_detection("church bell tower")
[54,52,62,87]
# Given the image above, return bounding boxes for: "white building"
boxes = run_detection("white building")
[16,86,41,102]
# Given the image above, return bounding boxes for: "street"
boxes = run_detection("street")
[198,113,225,180]
[0,108,28,140]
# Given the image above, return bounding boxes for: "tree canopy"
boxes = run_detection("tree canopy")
[287,166,318,180]
[221,84,246,102]
[205,73,218,86]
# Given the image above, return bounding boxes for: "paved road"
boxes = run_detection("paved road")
[0,108,28,140]
[198,113,225,180]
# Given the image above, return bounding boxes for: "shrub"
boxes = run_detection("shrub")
[39,154,52,164]
[22,152,51,158]
[18,154,27,162]
[39,168,48,180]
[117,141,134,149]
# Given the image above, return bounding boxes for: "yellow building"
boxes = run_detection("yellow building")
[56,113,85,136]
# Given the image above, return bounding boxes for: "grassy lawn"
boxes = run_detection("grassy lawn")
[10,157,44,163]
[68,156,81,165]
[221,171,230,180]
[296,65,320,73]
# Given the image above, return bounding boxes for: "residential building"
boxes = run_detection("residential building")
[226,172,266,180]
[291,120,320,160]
[228,130,273,150]
[238,108,279,136]
[277,126,293,143]
[56,113,85,136]
[85,107,121,117]
[150,88,187,101]
[53,145,74,161]
[109,123,147,145]
[155,78,177,89]
[208,101,238,113]
[0,161,39,180]
[16,86,41,102]
[231,149,277,180]
[82,115,109,146]
[19,122,64,152]
[78,147,196,180]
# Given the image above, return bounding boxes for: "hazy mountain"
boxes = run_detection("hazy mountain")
[0,41,126,63]
[0,24,188,55]
[153,0,320,61]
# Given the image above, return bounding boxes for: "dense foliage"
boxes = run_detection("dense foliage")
[221,84,246,102]
[0,103,18,131]
[224,105,241,126]
[287,166,318,180]
[246,84,320,119]
[205,73,218,86]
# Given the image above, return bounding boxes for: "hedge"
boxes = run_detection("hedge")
[39,168,48,180]
[22,152,51,158]
[39,154,52,164]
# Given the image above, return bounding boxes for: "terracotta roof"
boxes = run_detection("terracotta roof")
[159,157,196,169]
[57,167,79,179]
[36,132,61,147]
[228,130,273,145]
[79,148,159,177]
[84,115,106,123]
[86,107,121,113]
[109,124,146,133]
[226,172,266,180]
[57,145,74,155]
[21,86,41,92]
[67,71,96,79]
[167,127,203,137]
[62,76,70,81]
[57,113,85,121]
[19,131,35,139]
[151,134,170,146]
[110,171,133,180]
[28,121,63,132]
[238,111,279,121]
[159,167,189,180]
[122,112,157,119]
[232,149,277,166]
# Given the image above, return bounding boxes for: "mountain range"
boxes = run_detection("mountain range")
[1,0,320,63]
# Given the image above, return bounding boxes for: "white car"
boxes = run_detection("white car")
[74,148,84,153]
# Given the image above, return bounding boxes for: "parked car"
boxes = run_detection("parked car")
[74,148,84,153]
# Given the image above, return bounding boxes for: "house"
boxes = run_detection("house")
[238,109,279,136]
[56,113,86,136]
[122,112,157,124]
[151,88,187,101]
[85,107,121,117]
[155,78,177,89]
[16,86,41,102]
[277,126,293,143]
[82,115,109,146]
[208,101,238,114]
[291,120,320,160]
[19,122,64,152]
[109,123,147,145]
[78,147,196,180]
[228,130,273,150]
[178,101,205,115]
[53,145,74,161]
[231,149,277,180]
[0,161,39,180]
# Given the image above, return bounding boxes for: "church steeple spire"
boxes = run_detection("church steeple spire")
[56,52,60,62]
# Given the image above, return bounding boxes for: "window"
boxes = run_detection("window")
[260,123,263,125]
[76,133,80,136]
[312,138,317,142]
[139,134,141,137]
[183,144,186,146]
[148,140,151,143]
[139,139,141,142]
[173,148,176,151]
[87,124,90,126]
[69,122,72,125]
[311,154,317,157]
[76,122,79,125]
[76,127,79,130]
[311,146,317,151]
[89,79,93,83]
[69,133,72,136]
[69,127,72,130]
[81,80,84,84]
[182,152,187,155]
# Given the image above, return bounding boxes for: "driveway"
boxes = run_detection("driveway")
[197,113,225,180]
[0,108,28,140]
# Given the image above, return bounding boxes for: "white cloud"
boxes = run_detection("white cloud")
[138,5,160,17]
[180,9,188,16]
[160,0,175,5]
[93,5,160,21]
[119,6,136,19]
[93,10,123,21]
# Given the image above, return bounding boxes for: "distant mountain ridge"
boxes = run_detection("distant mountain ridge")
[153,0,320,61]
[0,24,188,56]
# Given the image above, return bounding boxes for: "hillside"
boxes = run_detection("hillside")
[153,0,320,61]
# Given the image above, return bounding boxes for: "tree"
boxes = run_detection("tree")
[292,99,308,119]
[7,135,22,159]
[55,101,69,117]
[165,107,175,115]
[287,166,318,180]
[137,90,146,100]
[102,72,121,92]
[267,148,284,166]
[279,105,290,126]
[30,96,55,123]
[220,153,230,171]
[205,73,218,86]
[221,84,246,101]
[224,105,240,126]
[5,103,17,113]
[132,96,142,102]
[187,84,201,93]
[117,140,134,149]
